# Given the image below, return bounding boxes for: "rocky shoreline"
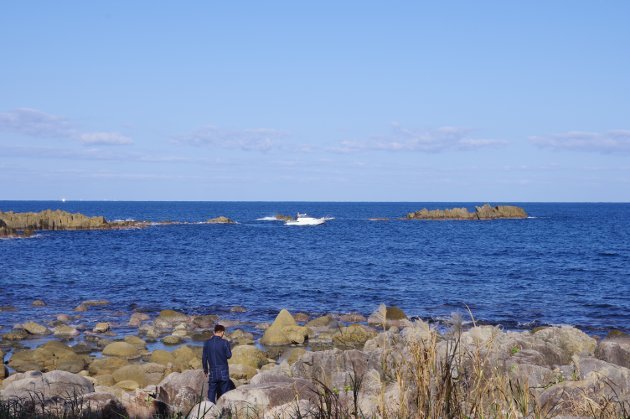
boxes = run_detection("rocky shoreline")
[1,303,628,418]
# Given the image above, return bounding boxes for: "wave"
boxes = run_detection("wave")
[257,216,281,221]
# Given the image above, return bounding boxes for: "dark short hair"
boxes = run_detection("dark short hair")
[214,324,225,333]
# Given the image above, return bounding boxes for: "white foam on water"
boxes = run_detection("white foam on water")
[257,216,280,221]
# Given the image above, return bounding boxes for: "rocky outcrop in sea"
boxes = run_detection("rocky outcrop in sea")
[0,209,145,238]
[406,203,528,220]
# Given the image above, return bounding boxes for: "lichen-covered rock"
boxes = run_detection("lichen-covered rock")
[0,370,94,400]
[261,309,310,346]
[112,363,166,388]
[216,377,314,413]
[89,357,129,376]
[230,345,267,370]
[367,304,410,329]
[595,332,630,369]
[150,350,176,367]
[9,341,90,373]
[229,363,258,380]
[22,321,51,335]
[291,348,370,387]
[53,325,80,337]
[93,322,110,333]
[228,329,255,345]
[162,335,182,345]
[306,314,334,328]
[192,314,218,329]
[333,324,378,349]
[102,342,142,359]
[128,312,150,327]
[156,369,207,414]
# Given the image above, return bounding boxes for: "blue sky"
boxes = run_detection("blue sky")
[1,2,629,201]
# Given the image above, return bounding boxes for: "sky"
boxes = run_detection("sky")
[1,1,629,201]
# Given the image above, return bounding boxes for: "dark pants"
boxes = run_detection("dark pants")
[207,366,232,403]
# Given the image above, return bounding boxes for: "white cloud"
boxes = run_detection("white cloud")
[0,108,132,146]
[330,125,507,153]
[78,132,132,145]
[530,130,630,153]
[175,125,286,151]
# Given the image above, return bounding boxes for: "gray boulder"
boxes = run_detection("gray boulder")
[1,370,94,400]
[156,369,207,414]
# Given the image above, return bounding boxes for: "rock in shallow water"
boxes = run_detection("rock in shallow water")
[260,309,310,346]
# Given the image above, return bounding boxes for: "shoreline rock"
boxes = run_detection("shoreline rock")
[1,306,629,418]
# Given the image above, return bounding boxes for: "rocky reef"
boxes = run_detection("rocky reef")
[1,304,628,418]
[206,216,236,224]
[407,203,528,220]
[0,209,149,238]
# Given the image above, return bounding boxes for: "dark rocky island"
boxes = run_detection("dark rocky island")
[0,209,143,238]
[406,203,527,220]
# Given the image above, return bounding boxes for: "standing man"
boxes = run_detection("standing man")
[202,324,232,403]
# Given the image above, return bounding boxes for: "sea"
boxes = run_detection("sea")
[1,201,629,337]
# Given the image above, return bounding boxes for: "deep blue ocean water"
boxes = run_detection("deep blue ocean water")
[1,201,629,336]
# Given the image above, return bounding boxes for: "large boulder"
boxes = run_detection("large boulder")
[156,369,207,414]
[9,341,90,373]
[261,309,310,346]
[539,357,630,417]
[529,326,596,366]
[88,357,129,376]
[291,348,370,390]
[216,377,314,413]
[155,309,189,330]
[53,325,80,338]
[112,363,166,388]
[595,332,630,369]
[229,345,267,370]
[187,401,219,419]
[367,304,409,329]
[333,324,378,349]
[102,341,142,359]
[128,312,150,327]
[0,370,94,400]
[305,314,335,328]
[21,321,51,335]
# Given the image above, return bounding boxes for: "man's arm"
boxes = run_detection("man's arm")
[202,342,209,374]
[224,340,232,360]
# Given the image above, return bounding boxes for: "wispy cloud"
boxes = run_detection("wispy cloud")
[76,132,132,145]
[330,125,507,153]
[530,130,630,153]
[175,125,286,151]
[0,108,132,145]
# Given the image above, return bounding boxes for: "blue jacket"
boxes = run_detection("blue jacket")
[202,335,232,378]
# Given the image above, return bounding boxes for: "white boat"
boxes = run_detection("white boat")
[285,213,330,226]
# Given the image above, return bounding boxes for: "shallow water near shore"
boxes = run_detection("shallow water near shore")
[1,201,629,336]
